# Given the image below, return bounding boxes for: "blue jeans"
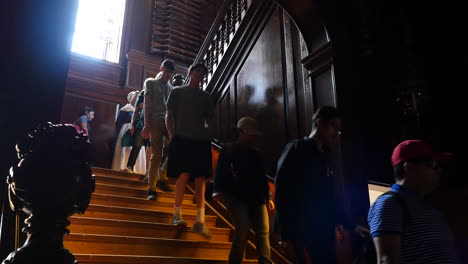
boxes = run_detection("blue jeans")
[225,195,272,264]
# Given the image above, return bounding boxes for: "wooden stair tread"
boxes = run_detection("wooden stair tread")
[93,175,152,188]
[83,204,217,227]
[74,254,257,263]
[66,233,231,246]
[92,167,146,181]
[69,216,230,242]
[64,233,232,258]
[93,167,145,176]
[70,216,228,234]
[90,193,197,212]
[93,175,186,194]
[94,183,194,203]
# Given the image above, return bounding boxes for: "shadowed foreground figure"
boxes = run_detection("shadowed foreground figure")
[2,123,95,264]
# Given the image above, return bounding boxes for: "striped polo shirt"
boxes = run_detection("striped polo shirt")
[368,184,458,264]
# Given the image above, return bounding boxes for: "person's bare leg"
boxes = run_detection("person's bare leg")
[175,173,190,207]
[146,147,152,171]
[194,176,205,210]
[172,172,190,225]
[192,176,211,238]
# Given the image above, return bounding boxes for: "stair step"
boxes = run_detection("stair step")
[93,167,146,181]
[64,234,232,258]
[75,254,257,263]
[83,204,217,228]
[69,217,230,242]
[94,175,150,189]
[91,193,197,213]
[94,183,194,204]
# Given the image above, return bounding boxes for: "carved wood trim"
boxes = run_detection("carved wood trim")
[151,0,207,63]
[203,0,276,98]
[66,74,131,104]
[126,50,161,69]
[301,41,333,77]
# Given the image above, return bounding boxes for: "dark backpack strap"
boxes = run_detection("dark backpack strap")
[381,191,412,229]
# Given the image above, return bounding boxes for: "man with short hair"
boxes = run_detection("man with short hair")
[213,117,274,264]
[165,63,214,238]
[141,59,175,200]
[368,140,458,264]
[275,106,368,264]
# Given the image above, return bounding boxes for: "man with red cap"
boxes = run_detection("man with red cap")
[368,140,459,264]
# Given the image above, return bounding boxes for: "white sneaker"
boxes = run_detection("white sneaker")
[171,215,187,226]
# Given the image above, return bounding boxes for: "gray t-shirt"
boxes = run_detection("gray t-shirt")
[144,77,172,120]
[166,86,214,140]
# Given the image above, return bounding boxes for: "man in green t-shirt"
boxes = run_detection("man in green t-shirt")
[165,63,214,238]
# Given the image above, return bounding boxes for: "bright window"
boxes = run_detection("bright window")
[71,0,126,63]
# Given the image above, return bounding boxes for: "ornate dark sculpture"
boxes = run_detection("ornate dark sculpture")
[2,123,95,264]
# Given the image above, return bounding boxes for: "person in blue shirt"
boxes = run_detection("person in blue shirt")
[368,140,459,264]
[73,106,94,136]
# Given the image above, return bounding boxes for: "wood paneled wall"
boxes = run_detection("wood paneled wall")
[209,5,311,176]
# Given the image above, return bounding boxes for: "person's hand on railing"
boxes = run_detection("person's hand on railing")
[212,192,224,203]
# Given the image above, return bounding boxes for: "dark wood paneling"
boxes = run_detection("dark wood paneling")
[235,7,286,175]
[280,11,299,140]
[292,24,313,137]
[65,75,129,105]
[219,90,232,142]
[61,94,119,168]
[312,67,336,107]
[129,0,153,52]
[69,54,122,86]
[127,62,144,90]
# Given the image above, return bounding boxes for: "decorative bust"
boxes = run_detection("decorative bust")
[3,122,95,264]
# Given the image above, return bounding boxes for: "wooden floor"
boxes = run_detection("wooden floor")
[64,167,257,263]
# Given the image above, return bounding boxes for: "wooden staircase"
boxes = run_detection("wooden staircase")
[65,167,257,263]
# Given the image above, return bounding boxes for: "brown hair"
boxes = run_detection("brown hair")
[161,59,175,71]
[188,63,208,76]
[311,106,341,129]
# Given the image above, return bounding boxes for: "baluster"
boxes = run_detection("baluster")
[241,0,248,17]
[201,58,208,85]
[236,0,242,24]
[212,38,218,67]
[230,5,236,35]
[216,30,222,60]
[209,44,215,76]
[225,9,232,43]
[204,48,212,78]
[219,22,225,55]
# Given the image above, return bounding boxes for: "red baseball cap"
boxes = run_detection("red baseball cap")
[391,140,452,167]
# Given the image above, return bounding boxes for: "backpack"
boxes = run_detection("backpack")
[352,191,411,264]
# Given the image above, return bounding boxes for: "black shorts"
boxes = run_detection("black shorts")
[167,135,212,180]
